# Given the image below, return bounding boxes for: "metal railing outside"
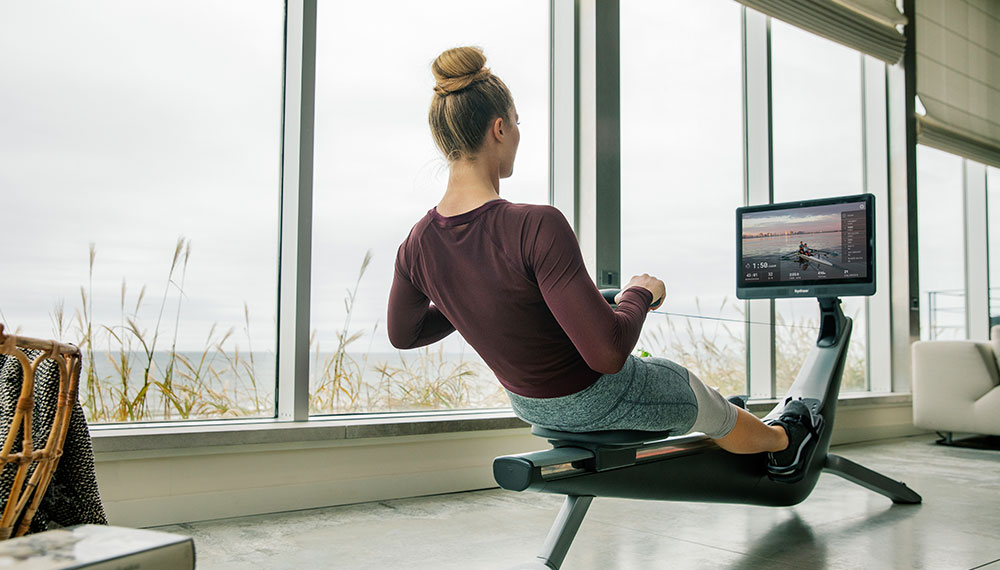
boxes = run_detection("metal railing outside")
[925,287,1000,340]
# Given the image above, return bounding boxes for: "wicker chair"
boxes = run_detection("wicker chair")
[0,324,80,539]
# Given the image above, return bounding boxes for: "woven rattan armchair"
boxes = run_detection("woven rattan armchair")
[0,324,80,539]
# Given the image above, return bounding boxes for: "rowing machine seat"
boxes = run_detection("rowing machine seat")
[530,426,674,446]
[527,426,674,472]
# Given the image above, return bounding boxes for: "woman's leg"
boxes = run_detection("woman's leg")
[688,369,826,483]
[713,407,788,454]
[685,370,787,454]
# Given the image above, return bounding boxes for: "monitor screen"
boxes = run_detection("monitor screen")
[736,194,875,299]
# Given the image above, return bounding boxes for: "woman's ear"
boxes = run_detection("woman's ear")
[492,116,505,140]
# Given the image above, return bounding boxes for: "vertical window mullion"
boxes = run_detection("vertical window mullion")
[577,0,620,288]
[551,0,576,217]
[862,54,892,393]
[742,7,775,399]
[277,0,317,421]
[886,59,914,393]
[964,160,990,340]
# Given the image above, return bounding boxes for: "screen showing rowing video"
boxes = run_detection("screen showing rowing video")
[740,200,869,286]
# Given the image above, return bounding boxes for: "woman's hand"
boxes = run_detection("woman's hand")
[616,274,666,310]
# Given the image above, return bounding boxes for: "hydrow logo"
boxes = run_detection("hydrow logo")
[794,289,810,294]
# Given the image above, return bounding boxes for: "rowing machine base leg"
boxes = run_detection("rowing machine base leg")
[510,494,593,570]
[823,454,922,504]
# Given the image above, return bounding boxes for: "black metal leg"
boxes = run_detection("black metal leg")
[534,495,593,569]
[823,454,922,504]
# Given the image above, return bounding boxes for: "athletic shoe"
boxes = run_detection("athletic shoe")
[766,398,824,483]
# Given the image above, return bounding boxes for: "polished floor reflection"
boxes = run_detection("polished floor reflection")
[154,435,1000,569]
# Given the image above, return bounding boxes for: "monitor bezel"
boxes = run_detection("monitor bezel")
[736,194,876,300]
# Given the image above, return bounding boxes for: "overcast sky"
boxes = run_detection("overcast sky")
[0,0,987,357]
[742,206,853,235]
[0,2,285,353]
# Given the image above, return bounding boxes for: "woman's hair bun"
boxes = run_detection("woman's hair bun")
[432,46,491,96]
[427,46,512,161]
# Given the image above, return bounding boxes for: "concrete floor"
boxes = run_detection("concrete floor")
[154,434,1000,569]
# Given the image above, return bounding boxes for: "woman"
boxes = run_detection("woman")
[387,47,822,482]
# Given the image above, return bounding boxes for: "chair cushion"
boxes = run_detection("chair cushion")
[992,325,1000,367]
[974,386,1000,433]
[912,339,1000,436]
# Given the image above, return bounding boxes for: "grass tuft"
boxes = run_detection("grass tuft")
[47,246,872,423]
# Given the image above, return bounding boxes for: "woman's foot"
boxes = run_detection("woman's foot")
[766,399,824,483]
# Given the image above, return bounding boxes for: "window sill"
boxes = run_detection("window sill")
[90,408,530,456]
[90,392,913,456]
[742,391,912,414]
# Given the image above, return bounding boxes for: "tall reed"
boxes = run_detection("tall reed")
[68,240,271,422]
[640,298,868,397]
[639,297,746,396]
[774,308,867,392]
[309,251,372,414]
[307,250,507,414]
[371,345,506,411]
[47,236,874,423]
[74,243,108,421]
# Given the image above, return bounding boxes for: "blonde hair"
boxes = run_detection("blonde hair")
[429,46,513,161]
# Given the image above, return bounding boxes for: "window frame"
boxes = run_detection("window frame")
[276,0,317,422]
[91,0,919,443]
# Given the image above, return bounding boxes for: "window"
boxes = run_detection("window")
[916,146,965,340]
[770,19,868,392]
[620,0,746,396]
[309,0,549,414]
[1,1,917,437]
[0,2,283,423]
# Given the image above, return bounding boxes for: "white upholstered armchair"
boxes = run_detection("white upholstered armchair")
[912,325,1000,439]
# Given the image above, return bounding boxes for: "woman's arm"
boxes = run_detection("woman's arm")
[529,207,653,374]
[387,264,456,349]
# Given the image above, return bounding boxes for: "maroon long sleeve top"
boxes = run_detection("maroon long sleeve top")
[387,199,653,398]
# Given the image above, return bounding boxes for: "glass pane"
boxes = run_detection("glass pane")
[620,0,746,396]
[917,146,965,340]
[0,2,283,422]
[771,20,868,393]
[990,167,1000,331]
[310,1,549,414]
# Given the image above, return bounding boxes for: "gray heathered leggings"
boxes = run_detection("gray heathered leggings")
[507,355,739,439]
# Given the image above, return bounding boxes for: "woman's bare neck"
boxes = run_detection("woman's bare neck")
[436,159,501,216]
